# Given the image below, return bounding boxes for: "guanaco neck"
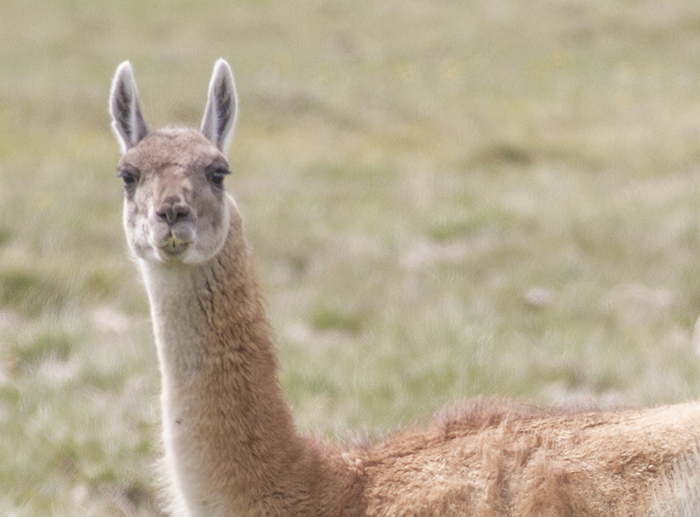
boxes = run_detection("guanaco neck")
[138,202,358,515]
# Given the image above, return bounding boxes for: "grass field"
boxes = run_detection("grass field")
[4,0,700,514]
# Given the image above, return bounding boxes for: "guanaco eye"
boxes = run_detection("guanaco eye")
[209,167,230,187]
[117,168,140,190]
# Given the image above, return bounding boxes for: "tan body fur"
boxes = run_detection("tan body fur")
[109,60,700,516]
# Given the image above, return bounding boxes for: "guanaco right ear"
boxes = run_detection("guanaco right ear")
[110,61,149,154]
[200,59,238,156]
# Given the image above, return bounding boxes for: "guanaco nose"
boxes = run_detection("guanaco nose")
[156,199,192,226]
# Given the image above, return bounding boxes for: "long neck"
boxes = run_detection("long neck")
[140,210,357,516]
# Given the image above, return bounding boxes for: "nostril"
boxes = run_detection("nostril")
[156,204,192,226]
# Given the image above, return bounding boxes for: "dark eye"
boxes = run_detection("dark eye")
[210,167,230,187]
[117,168,140,191]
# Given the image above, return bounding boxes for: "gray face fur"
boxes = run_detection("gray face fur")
[109,60,238,265]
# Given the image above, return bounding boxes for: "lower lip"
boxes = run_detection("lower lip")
[160,241,192,256]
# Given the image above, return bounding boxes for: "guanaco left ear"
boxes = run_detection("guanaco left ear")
[200,59,238,156]
[109,61,149,154]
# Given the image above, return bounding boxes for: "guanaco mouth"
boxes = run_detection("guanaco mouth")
[159,235,193,256]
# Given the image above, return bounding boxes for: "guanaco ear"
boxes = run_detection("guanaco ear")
[200,59,238,155]
[109,61,149,154]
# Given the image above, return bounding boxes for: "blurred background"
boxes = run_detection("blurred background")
[4,0,700,514]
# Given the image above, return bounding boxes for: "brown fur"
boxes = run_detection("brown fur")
[110,60,700,517]
[357,399,700,516]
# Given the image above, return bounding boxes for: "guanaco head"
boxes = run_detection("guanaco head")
[109,59,238,264]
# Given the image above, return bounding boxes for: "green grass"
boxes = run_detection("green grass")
[4,0,700,514]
